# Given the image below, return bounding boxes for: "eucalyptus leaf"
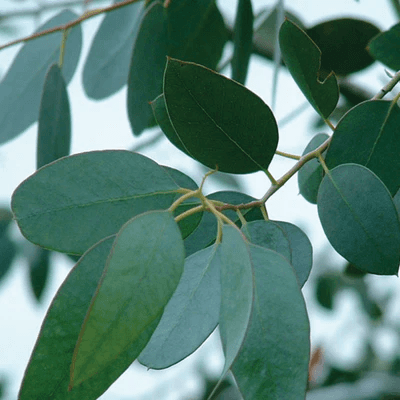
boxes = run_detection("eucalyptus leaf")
[368,22,400,70]
[325,100,400,195]
[279,19,339,119]
[233,246,310,399]
[298,133,329,204]
[232,0,254,84]
[139,245,220,369]
[0,10,82,145]
[164,58,278,173]
[29,248,50,302]
[12,151,180,255]
[83,0,143,99]
[19,236,161,399]
[70,211,185,387]
[37,64,71,169]
[318,164,400,275]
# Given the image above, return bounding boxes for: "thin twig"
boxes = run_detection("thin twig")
[275,150,301,160]
[372,69,400,100]
[0,0,141,51]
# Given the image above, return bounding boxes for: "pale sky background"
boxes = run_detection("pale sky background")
[0,0,400,399]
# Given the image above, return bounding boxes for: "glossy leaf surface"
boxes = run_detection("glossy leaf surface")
[37,64,71,169]
[70,211,185,387]
[139,245,220,369]
[164,58,278,173]
[218,225,253,379]
[368,22,400,70]
[325,100,400,195]
[19,237,160,399]
[318,164,400,275]
[127,1,227,135]
[233,246,310,399]
[232,0,254,84]
[273,221,313,287]
[306,18,379,76]
[279,19,339,119]
[12,151,179,254]
[83,0,143,99]
[298,133,329,204]
[0,10,82,145]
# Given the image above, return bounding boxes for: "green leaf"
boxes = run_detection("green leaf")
[316,273,340,310]
[139,245,220,369]
[368,22,400,70]
[29,248,50,302]
[37,64,71,169]
[127,1,227,135]
[0,10,82,145]
[232,246,310,400]
[394,189,400,217]
[163,58,279,173]
[325,100,400,195]
[184,191,263,257]
[12,151,179,255]
[298,133,329,204]
[273,221,313,287]
[232,0,254,84]
[0,235,16,284]
[83,0,143,99]
[218,225,253,380]
[70,211,184,387]
[317,164,400,275]
[241,220,291,261]
[306,18,380,76]
[279,19,339,119]
[19,236,160,399]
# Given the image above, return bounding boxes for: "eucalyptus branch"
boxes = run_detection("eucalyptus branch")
[372,69,400,100]
[168,189,198,213]
[275,150,301,160]
[174,204,204,223]
[0,0,141,51]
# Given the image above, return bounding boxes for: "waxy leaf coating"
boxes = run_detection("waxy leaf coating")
[232,246,310,400]
[164,58,279,173]
[318,164,400,275]
[325,100,400,195]
[12,151,179,255]
[139,245,220,369]
[37,64,71,169]
[70,211,185,387]
[279,19,339,119]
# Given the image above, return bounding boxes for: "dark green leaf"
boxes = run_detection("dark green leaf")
[12,151,180,255]
[0,234,16,284]
[164,58,278,173]
[241,220,291,261]
[0,208,13,237]
[232,0,254,84]
[127,1,227,135]
[273,221,313,287]
[37,64,71,169]
[29,248,50,302]
[316,274,340,310]
[19,236,160,399]
[317,164,400,275]
[0,10,82,145]
[298,133,329,204]
[139,245,220,369]
[394,188,400,217]
[368,22,400,70]
[83,0,143,99]
[218,225,253,380]
[306,18,380,76]
[279,19,339,119]
[325,100,400,195]
[70,211,184,387]
[233,245,310,399]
